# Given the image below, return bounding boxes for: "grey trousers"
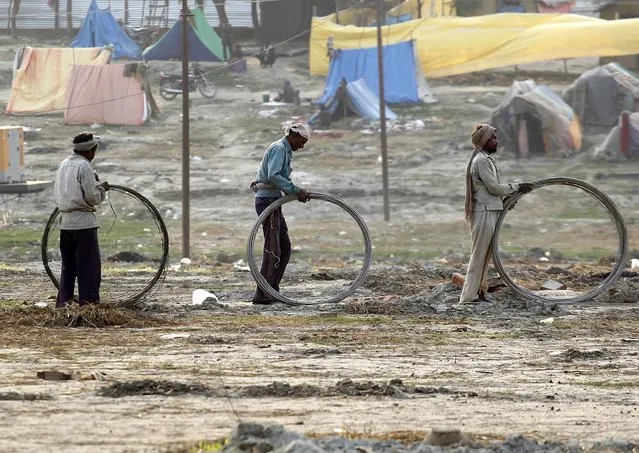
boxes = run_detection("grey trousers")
[459,210,501,303]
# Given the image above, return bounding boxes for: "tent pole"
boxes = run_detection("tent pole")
[375,0,390,222]
[181,0,192,258]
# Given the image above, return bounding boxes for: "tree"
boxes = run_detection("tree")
[66,0,73,38]
[251,0,260,44]
[9,0,21,39]
[213,0,228,24]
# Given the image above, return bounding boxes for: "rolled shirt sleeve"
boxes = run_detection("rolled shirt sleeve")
[266,146,300,195]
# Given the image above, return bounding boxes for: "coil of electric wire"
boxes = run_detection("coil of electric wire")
[492,177,629,304]
[247,192,372,305]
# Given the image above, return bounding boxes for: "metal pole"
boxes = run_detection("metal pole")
[375,0,390,221]
[417,0,422,18]
[335,0,340,24]
[181,0,191,258]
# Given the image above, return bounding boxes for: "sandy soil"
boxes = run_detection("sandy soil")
[0,34,638,452]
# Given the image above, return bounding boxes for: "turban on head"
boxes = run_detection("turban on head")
[471,123,496,150]
[285,122,310,140]
[464,123,496,221]
[73,133,101,152]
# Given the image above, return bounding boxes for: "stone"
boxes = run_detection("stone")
[280,440,326,453]
[541,280,567,291]
[36,371,72,381]
[232,422,270,440]
[425,427,463,447]
[215,251,239,264]
[546,267,571,276]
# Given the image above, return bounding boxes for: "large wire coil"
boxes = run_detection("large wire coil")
[247,192,372,305]
[492,177,629,304]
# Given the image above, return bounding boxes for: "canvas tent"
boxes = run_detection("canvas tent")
[310,13,639,78]
[318,41,436,106]
[64,64,158,126]
[143,8,224,62]
[6,47,111,115]
[309,79,397,127]
[490,80,582,158]
[595,112,639,159]
[71,0,141,59]
[563,63,639,133]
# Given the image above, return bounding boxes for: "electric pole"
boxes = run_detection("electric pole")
[375,0,390,221]
[181,0,191,258]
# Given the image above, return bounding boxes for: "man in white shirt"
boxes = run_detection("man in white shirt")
[459,124,533,304]
[53,133,110,308]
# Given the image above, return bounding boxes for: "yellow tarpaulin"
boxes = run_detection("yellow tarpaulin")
[6,47,111,115]
[310,13,639,78]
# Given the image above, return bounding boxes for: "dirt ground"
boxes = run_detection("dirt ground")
[1,33,639,452]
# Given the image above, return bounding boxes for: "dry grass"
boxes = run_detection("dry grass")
[0,304,167,328]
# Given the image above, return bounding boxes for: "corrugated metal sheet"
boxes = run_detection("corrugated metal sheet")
[0,0,256,30]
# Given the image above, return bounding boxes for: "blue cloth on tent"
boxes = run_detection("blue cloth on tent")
[497,5,526,12]
[309,79,397,126]
[71,0,140,59]
[346,79,397,121]
[317,41,420,105]
[142,19,222,62]
[371,13,413,26]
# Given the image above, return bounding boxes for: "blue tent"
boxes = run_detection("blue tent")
[71,0,140,60]
[142,8,224,62]
[317,41,434,105]
[309,79,397,127]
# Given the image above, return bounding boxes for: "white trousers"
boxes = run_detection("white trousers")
[459,210,501,303]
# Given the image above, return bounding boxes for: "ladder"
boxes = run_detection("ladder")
[144,0,170,28]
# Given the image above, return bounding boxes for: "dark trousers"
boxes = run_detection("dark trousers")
[56,228,101,308]
[252,197,291,302]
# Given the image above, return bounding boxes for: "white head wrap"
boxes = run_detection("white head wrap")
[73,134,101,152]
[285,122,310,140]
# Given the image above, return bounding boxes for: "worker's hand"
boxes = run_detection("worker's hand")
[297,189,310,203]
[518,182,534,194]
[100,181,110,192]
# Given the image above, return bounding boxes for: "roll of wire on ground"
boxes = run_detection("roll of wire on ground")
[247,192,372,305]
[492,177,629,304]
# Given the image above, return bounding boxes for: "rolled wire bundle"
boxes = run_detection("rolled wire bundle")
[247,192,372,305]
[492,177,629,304]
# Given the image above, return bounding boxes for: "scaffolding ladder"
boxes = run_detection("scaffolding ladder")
[143,0,170,28]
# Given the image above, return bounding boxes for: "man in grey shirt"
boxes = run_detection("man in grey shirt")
[53,133,110,307]
[459,124,533,304]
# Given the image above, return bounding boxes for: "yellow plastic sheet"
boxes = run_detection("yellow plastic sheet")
[6,47,111,115]
[310,13,639,78]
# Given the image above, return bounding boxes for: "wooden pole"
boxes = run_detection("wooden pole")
[124,0,129,24]
[181,0,192,258]
[375,0,390,221]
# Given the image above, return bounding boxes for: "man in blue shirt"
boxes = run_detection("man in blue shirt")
[250,123,311,304]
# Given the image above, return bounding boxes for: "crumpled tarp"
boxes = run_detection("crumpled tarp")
[6,47,111,115]
[310,13,639,78]
[64,64,150,126]
[71,0,141,59]
[490,80,581,157]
